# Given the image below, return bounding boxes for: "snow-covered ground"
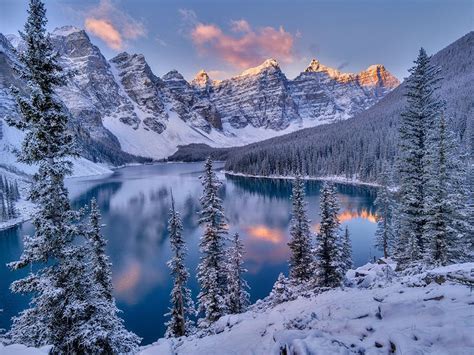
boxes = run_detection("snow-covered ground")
[1,262,472,354]
[142,261,473,355]
[223,171,381,188]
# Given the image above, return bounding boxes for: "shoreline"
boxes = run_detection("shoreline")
[223,170,380,188]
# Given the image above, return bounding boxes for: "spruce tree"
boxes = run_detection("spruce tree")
[226,233,250,314]
[374,169,395,258]
[288,175,313,283]
[424,115,472,265]
[197,157,228,325]
[78,198,141,353]
[165,193,195,338]
[396,48,444,267]
[1,193,7,221]
[270,273,292,305]
[5,1,103,352]
[312,182,343,288]
[341,225,353,273]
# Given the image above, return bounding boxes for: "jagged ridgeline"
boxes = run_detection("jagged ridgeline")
[1,26,398,165]
[224,32,473,181]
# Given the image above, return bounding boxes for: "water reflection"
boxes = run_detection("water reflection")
[0,163,379,345]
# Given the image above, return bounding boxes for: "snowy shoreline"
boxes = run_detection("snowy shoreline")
[223,171,380,188]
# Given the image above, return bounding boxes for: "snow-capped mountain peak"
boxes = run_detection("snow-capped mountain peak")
[1,27,399,161]
[238,58,280,77]
[52,25,83,37]
[191,69,212,88]
[357,64,400,88]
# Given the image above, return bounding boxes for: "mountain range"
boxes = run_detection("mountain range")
[0,25,398,169]
[221,31,473,182]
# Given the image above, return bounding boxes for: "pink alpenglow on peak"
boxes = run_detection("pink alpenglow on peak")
[304,58,399,88]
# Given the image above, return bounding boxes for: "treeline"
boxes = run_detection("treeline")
[0,175,20,221]
[225,32,473,182]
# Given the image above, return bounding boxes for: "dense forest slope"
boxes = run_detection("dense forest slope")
[223,32,473,182]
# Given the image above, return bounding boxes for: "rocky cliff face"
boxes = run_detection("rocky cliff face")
[110,52,168,134]
[0,26,399,161]
[290,59,400,122]
[211,59,300,130]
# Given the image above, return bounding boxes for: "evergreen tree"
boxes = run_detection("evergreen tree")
[396,48,444,267]
[341,226,353,273]
[270,273,292,305]
[226,233,250,314]
[4,1,109,352]
[1,193,7,221]
[424,115,472,265]
[197,157,228,325]
[76,198,141,353]
[165,193,195,338]
[312,182,343,288]
[288,175,313,283]
[374,169,395,258]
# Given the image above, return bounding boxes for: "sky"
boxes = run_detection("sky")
[0,0,472,81]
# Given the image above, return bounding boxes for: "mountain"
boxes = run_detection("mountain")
[223,32,474,182]
[290,60,399,122]
[0,26,399,163]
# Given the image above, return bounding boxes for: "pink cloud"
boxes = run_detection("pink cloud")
[85,18,122,50]
[84,0,146,50]
[187,15,297,69]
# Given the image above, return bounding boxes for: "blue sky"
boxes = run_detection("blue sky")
[1,0,472,81]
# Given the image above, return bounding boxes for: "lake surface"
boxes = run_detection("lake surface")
[0,162,380,345]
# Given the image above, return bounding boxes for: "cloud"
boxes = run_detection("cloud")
[85,18,122,50]
[84,0,146,50]
[181,10,298,69]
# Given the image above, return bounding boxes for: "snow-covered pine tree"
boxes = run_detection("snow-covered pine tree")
[4,1,107,352]
[396,48,444,267]
[312,182,343,288]
[77,198,141,353]
[374,169,395,258]
[0,193,7,221]
[270,273,292,305]
[165,193,195,338]
[288,175,313,283]
[197,157,228,325]
[226,233,250,314]
[424,115,472,265]
[341,225,353,273]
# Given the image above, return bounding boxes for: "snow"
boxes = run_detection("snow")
[237,58,279,78]
[0,344,52,355]
[223,171,381,188]
[51,26,82,37]
[2,262,472,353]
[142,262,474,354]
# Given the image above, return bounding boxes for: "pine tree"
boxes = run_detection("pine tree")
[77,198,141,353]
[374,169,395,258]
[197,157,228,326]
[312,182,344,288]
[270,273,292,305]
[226,233,250,314]
[424,115,472,265]
[396,48,444,267]
[288,175,313,283]
[5,1,101,352]
[165,193,195,338]
[341,226,353,273]
[0,193,7,221]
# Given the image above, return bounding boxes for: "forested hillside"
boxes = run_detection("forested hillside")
[224,32,473,182]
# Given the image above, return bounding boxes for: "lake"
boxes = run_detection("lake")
[0,162,380,345]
